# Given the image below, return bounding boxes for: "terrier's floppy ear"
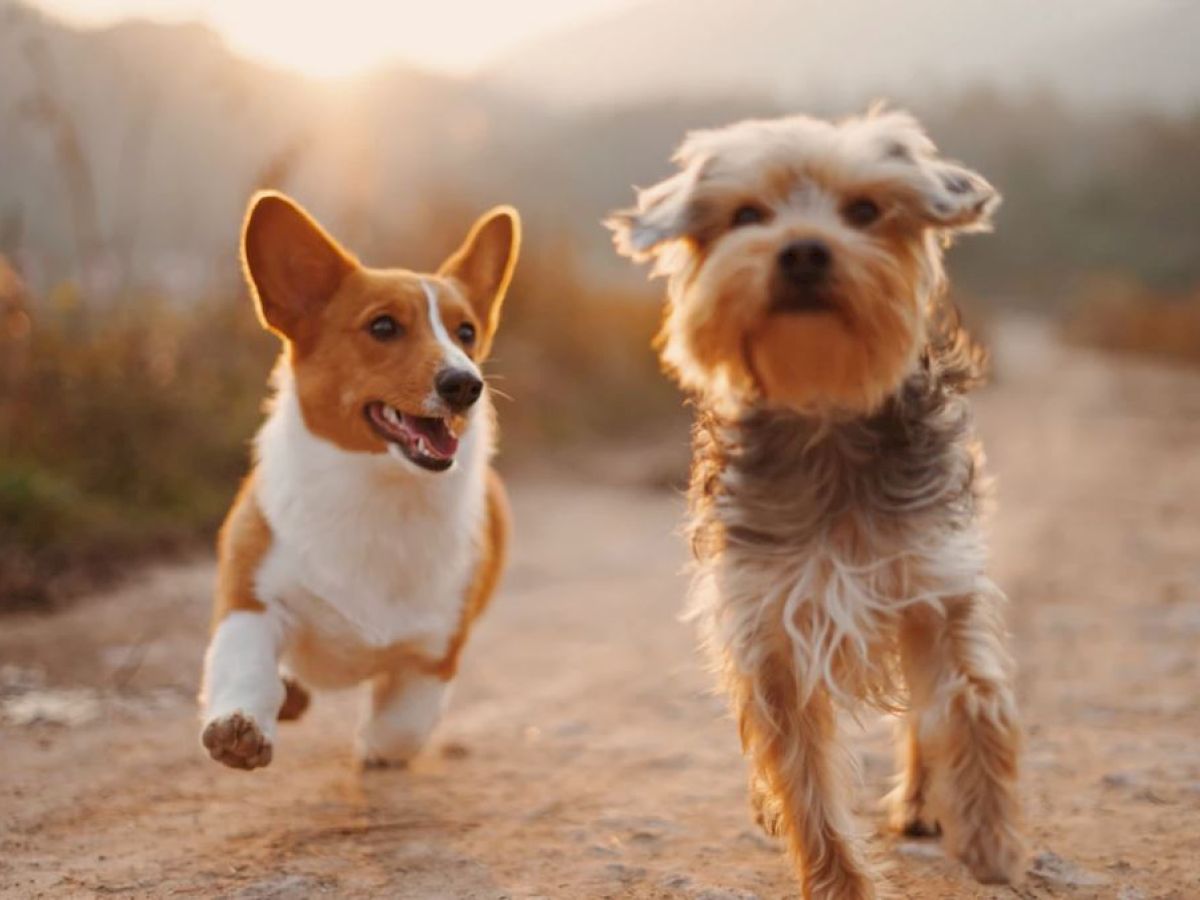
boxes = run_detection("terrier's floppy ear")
[607,163,704,261]
[915,159,1001,233]
[241,191,357,340]
[438,206,521,359]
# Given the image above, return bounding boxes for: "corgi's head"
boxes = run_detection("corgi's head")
[241,191,520,473]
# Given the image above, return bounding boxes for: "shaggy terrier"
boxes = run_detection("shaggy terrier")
[609,109,1023,899]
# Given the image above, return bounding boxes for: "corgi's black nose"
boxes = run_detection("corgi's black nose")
[436,368,484,411]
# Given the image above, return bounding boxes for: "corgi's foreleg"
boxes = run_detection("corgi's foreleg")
[200,609,285,770]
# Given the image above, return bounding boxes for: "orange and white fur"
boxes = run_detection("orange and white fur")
[610,109,1023,898]
[199,192,518,770]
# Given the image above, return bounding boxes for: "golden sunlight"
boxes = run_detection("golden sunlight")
[29,0,633,78]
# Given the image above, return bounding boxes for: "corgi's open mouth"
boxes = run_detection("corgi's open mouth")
[364,402,459,472]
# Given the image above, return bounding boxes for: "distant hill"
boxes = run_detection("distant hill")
[1,0,1198,298]
[485,0,1200,113]
[0,1,528,291]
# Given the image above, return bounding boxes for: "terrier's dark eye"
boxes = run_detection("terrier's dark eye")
[731,205,767,228]
[843,198,881,228]
[456,322,476,346]
[367,315,403,341]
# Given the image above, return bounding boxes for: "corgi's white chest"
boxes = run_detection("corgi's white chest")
[252,380,488,674]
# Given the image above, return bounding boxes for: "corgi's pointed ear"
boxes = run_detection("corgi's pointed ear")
[241,191,357,340]
[438,206,520,358]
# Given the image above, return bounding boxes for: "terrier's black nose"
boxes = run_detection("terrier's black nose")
[778,239,832,285]
[435,368,484,411]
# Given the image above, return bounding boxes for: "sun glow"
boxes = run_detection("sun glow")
[30,0,634,79]
[212,3,465,79]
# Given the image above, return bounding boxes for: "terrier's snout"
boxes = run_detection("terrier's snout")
[778,239,832,286]
[435,368,484,411]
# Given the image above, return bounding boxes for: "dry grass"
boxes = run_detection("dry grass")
[0,242,679,610]
[0,264,276,607]
[1062,276,1200,367]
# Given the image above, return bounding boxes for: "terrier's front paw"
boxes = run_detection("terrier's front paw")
[954,823,1025,885]
[750,773,783,838]
[202,711,273,770]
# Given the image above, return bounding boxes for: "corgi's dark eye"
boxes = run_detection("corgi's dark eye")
[843,198,881,228]
[368,315,403,341]
[731,205,767,228]
[456,323,476,346]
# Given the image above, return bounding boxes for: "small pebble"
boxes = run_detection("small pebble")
[895,842,945,861]
[1029,850,1109,887]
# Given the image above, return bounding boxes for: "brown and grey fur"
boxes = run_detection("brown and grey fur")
[688,314,1020,877]
[610,109,1023,899]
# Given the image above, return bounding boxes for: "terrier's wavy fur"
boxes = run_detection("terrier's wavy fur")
[610,109,1023,899]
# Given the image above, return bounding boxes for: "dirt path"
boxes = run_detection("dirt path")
[2,320,1199,899]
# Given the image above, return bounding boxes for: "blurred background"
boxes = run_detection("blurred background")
[1,0,1199,607]
[3,5,1200,896]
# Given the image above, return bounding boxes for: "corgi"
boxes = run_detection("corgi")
[199,191,519,770]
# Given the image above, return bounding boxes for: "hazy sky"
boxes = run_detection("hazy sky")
[28,0,638,77]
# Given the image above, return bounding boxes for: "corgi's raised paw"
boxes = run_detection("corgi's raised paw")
[202,711,273,770]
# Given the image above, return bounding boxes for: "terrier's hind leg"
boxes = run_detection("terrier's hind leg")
[888,611,942,838]
[887,713,941,837]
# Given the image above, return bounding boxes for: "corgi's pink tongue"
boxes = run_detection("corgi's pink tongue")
[368,403,460,462]
[406,415,458,458]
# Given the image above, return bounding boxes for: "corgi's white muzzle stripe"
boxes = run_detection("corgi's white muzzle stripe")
[421,278,480,378]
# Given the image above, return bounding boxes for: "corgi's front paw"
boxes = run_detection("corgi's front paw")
[202,711,273,770]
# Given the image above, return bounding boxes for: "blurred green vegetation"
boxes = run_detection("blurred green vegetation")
[3,88,1199,610]
[918,92,1200,296]
[0,233,679,609]
[1062,276,1200,366]
[1,273,274,606]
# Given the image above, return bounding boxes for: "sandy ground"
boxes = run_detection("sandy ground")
[2,319,1199,900]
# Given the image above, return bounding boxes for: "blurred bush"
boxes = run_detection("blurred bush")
[1062,275,1200,366]
[0,259,275,607]
[4,2,1198,613]
[491,234,682,448]
[0,234,680,610]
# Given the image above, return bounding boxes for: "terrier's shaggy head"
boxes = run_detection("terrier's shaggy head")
[608,108,998,415]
